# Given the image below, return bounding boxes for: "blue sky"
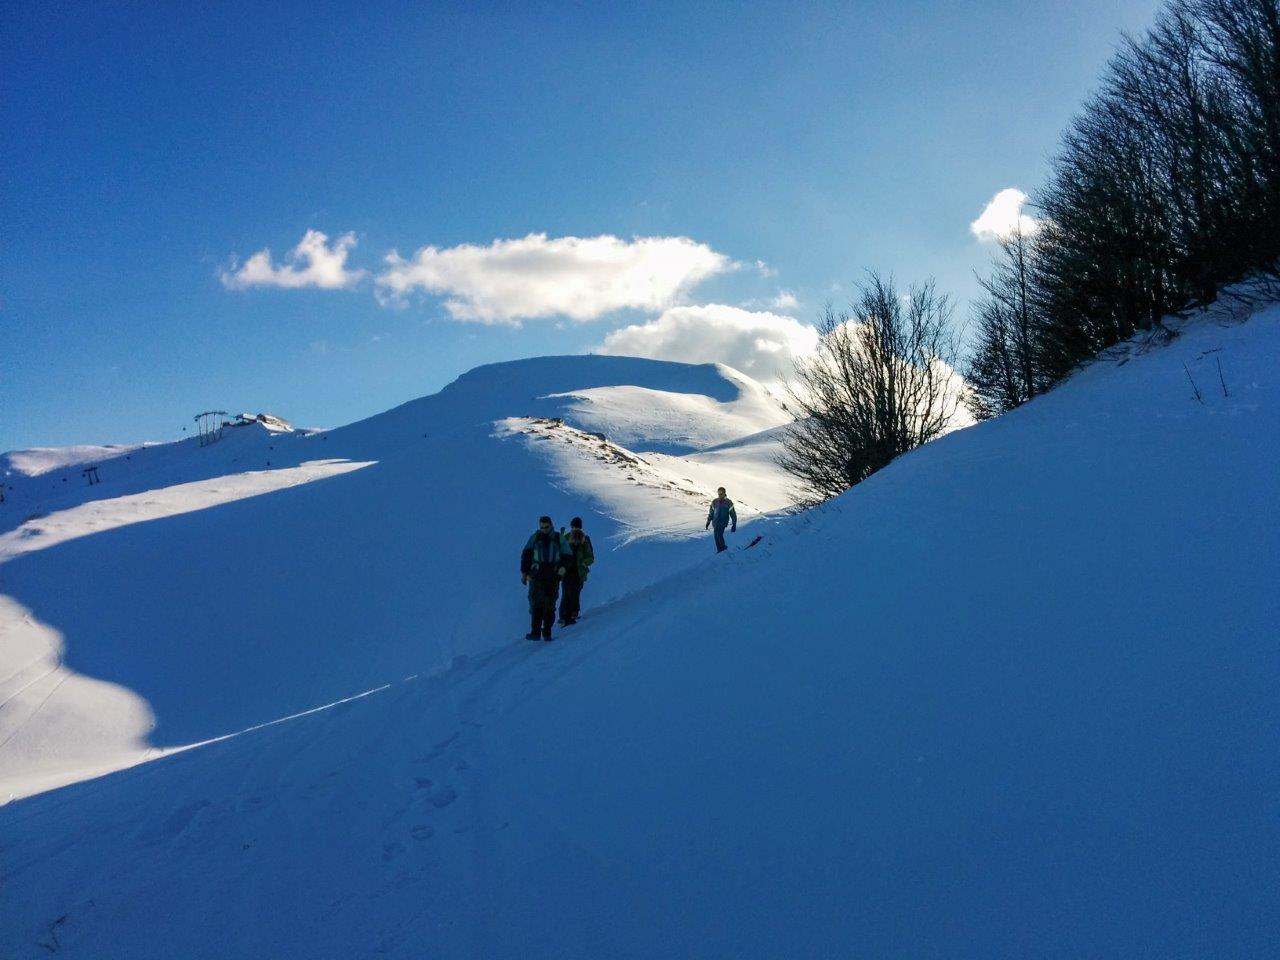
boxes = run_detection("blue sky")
[2,0,1160,451]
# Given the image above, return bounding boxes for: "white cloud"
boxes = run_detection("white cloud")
[597,303,819,384]
[970,188,1040,243]
[770,291,799,310]
[222,230,366,290]
[375,233,733,323]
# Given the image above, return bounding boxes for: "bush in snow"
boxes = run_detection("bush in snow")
[778,274,962,504]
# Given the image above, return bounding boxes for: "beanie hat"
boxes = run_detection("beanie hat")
[570,517,583,529]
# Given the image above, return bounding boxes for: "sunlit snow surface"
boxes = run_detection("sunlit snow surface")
[1,321,1277,958]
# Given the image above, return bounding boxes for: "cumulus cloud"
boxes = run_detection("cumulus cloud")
[970,188,1040,243]
[221,230,366,290]
[771,291,799,310]
[597,303,820,384]
[375,233,733,323]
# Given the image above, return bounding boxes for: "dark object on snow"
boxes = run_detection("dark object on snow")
[82,466,101,486]
[742,535,763,550]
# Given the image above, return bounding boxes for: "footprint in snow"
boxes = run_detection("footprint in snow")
[136,800,210,845]
[430,786,458,809]
[382,841,404,862]
[411,824,436,841]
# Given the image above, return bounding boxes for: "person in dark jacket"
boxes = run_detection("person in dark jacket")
[521,515,567,640]
[558,516,595,626]
[706,487,737,553]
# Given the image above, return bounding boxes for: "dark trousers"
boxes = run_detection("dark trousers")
[528,578,560,636]
[713,523,728,552]
[559,577,583,622]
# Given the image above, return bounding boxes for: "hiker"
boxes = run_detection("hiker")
[520,515,567,641]
[706,487,737,553]
[558,516,595,626]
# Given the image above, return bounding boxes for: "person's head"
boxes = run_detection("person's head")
[570,517,583,530]
[717,487,726,498]
[538,515,553,533]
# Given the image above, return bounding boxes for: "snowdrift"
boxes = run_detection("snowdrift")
[3,309,1278,958]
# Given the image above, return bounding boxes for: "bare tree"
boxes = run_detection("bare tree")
[1029,0,1280,389]
[966,224,1045,419]
[1189,0,1280,271]
[778,274,962,505]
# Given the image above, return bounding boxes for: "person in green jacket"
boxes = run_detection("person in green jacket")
[706,487,737,553]
[520,515,567,641]
[558,516,595,626]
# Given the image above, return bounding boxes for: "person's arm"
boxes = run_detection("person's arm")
[582,535,595,567]
[520,545,534,583]
[729,502,737,532]
[706,503,712,529]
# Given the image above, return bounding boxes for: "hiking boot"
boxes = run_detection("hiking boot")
[542,631,553,641]
[526,631,540,641]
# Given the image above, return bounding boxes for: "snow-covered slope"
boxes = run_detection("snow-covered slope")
[2,444,149,479]
[3,309,1278,958]
[0,357,794,800]
[369,354,789,450]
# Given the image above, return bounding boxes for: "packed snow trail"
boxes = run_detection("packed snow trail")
[3,309,1279,957]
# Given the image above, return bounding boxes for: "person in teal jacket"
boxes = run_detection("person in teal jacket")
[520,516,567,640]
[706,487,737,553]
